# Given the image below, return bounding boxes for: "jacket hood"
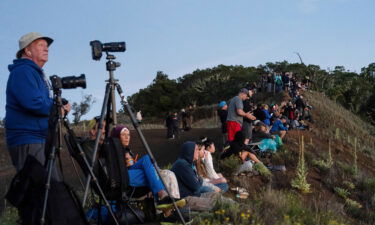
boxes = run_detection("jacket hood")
[179,141,196,164]
[8,58,43,74]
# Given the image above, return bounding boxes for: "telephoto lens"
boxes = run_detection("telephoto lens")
[61,74,86,89]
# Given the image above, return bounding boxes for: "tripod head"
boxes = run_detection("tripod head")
[106,53,121,72]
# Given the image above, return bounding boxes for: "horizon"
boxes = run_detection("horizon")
[1,0,374,121]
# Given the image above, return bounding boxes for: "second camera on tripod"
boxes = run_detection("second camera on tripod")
[50,74,86,90]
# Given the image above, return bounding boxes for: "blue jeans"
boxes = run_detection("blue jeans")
[215,183,228,193]
[128,155,165,196]
[199,185,214,194]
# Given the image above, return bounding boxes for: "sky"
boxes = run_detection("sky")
[0,0,374,121]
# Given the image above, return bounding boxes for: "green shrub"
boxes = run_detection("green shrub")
[342,181,355,190]
[253,162,272,178]
[337,162,356,177]
[312,159,331,172]
[334,187,350,199]
[345,198,362,209]
[219,155,240,176]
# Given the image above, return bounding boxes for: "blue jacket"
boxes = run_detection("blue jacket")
[270,119,288,133]
[5,58,53,147]
[262,109,271,126]
[171,141,203,198]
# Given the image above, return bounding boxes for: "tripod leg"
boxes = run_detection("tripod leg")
[82,83,111,206]
[115,83,187,225]
[64,120,120,225]
[40,117,61,225]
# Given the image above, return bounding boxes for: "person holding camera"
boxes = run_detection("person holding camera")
[5,32,70,172]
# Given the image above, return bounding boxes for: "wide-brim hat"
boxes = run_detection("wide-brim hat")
[16,32,53,59]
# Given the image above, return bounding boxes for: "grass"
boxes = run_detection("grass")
[0,207,18,225]
[191,188,350,225]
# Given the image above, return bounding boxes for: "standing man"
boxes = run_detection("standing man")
[5,32,70,172]
[226,88,256,142]
[217,101,228,144]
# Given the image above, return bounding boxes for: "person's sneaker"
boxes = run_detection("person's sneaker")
[156,197,186,210]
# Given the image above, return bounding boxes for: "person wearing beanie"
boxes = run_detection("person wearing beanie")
[110,125,186,210]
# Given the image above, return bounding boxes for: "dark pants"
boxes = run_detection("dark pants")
[8,143,60,180]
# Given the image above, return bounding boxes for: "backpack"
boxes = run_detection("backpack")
[6,156,88,225]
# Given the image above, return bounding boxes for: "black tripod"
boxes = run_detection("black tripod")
[40,84,63,225]
[40,81,120,225]
[82,53,186,225]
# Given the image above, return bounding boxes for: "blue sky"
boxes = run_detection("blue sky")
[1,0,374,121]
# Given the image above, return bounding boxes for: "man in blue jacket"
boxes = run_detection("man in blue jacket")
[5,32,70,172]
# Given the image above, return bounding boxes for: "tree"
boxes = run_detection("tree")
[72,94,96,124]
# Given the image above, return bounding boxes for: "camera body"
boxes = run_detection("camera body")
[90,40,126,60]
[50,74,86,90]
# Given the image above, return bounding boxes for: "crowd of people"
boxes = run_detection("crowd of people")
[4,31,315,224]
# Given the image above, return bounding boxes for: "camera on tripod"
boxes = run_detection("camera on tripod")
[90,40,126,60]
[50,74,87,90]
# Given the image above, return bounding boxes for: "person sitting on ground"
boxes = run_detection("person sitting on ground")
[252,121,279,152]
[195,138,228,193]
[302,106,313,123]
[220,131,261,164]
[199,137,226,181]
[82,120,185,211]
[270,115,288,140]
[262,104,272,127]
[172,141,218,198]
[109,125,185,209]
[253,104,266,122]
[252,121,275,143]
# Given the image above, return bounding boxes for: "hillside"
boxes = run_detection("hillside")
[214,90,375,225]
[1,91,375,225]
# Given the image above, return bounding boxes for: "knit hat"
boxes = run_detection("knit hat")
[111,125,130,138]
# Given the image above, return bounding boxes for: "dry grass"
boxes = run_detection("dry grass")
[304,91,375,158]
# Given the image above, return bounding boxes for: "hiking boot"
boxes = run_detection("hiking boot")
[161,208,193,225]
[156,197,186,210]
